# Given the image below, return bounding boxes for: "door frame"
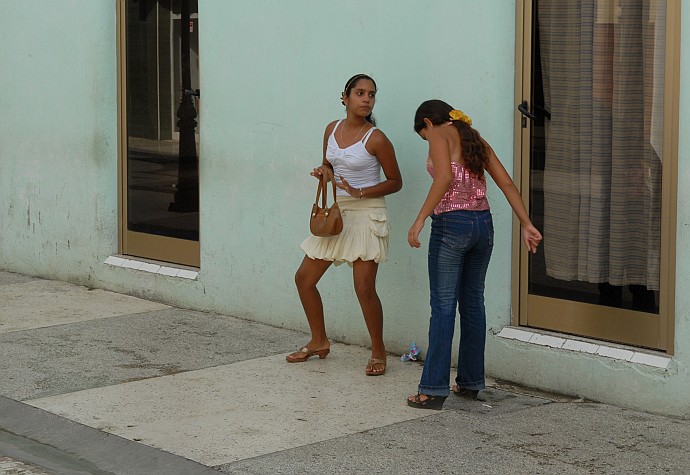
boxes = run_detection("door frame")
[512,0,680,352]
[116,0,200,268]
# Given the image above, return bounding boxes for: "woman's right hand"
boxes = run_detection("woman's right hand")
[310,165,330,179]
[408,218,426,248]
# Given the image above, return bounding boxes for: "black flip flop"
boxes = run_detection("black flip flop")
[406,394,447,410]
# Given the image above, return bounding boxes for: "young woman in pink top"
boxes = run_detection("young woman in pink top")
[407,100,542,409]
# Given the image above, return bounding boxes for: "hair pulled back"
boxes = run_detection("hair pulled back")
[413,99,488,176]
[342,74,377,126]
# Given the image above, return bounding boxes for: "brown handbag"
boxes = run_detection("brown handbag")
[310,168,343,237]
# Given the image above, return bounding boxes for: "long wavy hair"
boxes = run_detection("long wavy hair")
[342,74,377,126]
[413,99,488,176]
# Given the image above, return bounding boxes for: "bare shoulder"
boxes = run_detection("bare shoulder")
[480,136,495,152]
[368,127,393,147]
[480,137,499,164]
[324,120,339,135]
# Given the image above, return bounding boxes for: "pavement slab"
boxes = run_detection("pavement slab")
[27,344,430,466]
[0,271,41,286]
[3,271,690,475]
[219,401,690,475]
[0,308,309,401]
[0,396,218,475]
[0,280,169,334]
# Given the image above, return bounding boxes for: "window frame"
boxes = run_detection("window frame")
[512,0,680,352]
[116,0,200,268]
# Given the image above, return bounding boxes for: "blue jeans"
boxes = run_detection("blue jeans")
[418,210,494,396]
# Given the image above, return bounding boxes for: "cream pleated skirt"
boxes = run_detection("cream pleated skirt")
[301,196,389,266]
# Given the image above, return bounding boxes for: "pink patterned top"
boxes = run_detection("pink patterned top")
[426,157,490,215]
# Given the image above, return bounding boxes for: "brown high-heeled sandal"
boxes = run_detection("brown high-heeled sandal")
[365,357,386,376]
[286,347,330,363]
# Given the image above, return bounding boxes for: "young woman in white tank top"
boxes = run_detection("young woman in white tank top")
[287,74,403,377]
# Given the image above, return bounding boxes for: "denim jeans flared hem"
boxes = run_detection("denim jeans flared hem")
[417,384,451,397]
[453,378,485,392]
[418,379,485,397]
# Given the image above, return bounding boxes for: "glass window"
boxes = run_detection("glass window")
[119,0,200,266]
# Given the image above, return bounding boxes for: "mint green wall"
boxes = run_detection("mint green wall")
[1,1,689,416]
[0,1,118,281]
[196,0,518,353]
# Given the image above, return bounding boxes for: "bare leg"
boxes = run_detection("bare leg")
[352,259,386,372]
[293,255,333,352]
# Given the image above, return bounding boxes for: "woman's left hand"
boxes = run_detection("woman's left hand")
[336,175,357,197]
[522,224,543,254]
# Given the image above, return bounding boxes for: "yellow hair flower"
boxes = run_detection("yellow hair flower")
[449,109,472,126]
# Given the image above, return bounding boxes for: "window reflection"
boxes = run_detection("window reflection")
[527,0,664,314]
[126,0,199,241]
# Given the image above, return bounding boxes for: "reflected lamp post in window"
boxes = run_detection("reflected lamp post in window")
[169,0,199,212]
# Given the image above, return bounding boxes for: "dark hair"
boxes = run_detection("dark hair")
[413,99,488,176]
[342,74,377,125]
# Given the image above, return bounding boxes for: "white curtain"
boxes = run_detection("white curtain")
[539,0,664,290]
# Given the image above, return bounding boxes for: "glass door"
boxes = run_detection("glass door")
[516,0,678,350]
[119,0,200,267]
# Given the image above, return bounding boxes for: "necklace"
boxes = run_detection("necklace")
[340,121,367,145]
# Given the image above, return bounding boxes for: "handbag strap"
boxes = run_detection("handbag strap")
[314,167,339,208]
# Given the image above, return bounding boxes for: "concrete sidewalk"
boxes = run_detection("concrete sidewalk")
[1,270,689,474]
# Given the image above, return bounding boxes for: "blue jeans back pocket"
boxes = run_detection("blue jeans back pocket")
[437,218,473,249]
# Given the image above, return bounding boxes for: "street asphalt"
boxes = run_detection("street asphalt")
[1,270,689,474]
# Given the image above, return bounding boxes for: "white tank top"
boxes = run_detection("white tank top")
[326,120,381,196]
